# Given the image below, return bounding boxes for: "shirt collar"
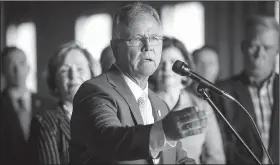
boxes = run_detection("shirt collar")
[8,88,31,100]
[114,64,149,101]
[248,71,276,88]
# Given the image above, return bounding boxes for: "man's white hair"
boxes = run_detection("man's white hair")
[112,2,161,39]
[245,15,279,34]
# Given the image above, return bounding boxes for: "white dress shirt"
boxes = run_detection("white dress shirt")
[9,89,32,140]
[248,73,275,164]
[121,73,177,164]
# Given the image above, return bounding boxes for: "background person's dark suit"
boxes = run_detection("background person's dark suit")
[0,90,55,165]
[70,65,195,164]
[210,73,279,164]
[28,104,70,164]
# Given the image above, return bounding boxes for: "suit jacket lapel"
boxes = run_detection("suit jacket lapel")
[268,74,279,160]
[235,73,257,123]
[0,90,26,141]
[148,89,168,122]
[106,65,144,125]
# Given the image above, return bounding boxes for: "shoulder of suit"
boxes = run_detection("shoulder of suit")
[34,106,64,127]
[215,73,244,88]
[148,89,170,109]
[77,73,109,91]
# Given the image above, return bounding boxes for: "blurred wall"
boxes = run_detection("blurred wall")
[1,1,276,96]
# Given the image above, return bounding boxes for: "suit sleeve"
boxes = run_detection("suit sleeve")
[28,113,60,164]
[71,83,153,161]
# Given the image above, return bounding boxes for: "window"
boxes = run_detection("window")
[6,22,37,93]
[161,2,205,53]
[75,13,112,76]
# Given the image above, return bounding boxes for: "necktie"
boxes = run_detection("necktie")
[138,93,154,125]
[17,98,31,141]
[138,93,159,164]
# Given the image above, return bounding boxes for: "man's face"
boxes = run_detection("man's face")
[113,13,163,79]
[3,50,29,87]
[242,27,279,78]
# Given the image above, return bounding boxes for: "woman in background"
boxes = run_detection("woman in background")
[28,41,96,164]
[150,36,225,164]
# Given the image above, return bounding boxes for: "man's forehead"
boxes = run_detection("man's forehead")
[6,50,26,61]
[246,26,278,41]
[117,13,161,35]
[248,25,278,36]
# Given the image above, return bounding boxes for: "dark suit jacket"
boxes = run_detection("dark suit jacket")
[28,104,71,164]
[210,72,279,164]
[70,65,195,164]
[0,90,55,165]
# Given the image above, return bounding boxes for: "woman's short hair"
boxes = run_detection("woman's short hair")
[47,41,96,96]
[162,36,195,71]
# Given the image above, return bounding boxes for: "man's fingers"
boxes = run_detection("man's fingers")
[181,117,208,130]
[179,110,207,122]
[173,106,198,118]
[184,127,205,136]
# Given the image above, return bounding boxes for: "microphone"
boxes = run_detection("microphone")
[172,60,235,101]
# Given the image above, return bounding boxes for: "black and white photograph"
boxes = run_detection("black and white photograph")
[0,1,279,164]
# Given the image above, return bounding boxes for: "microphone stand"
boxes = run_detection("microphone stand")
[196,85,262,165]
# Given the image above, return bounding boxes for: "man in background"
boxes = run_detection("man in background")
[210,15,279,164]
[0,46,55,165]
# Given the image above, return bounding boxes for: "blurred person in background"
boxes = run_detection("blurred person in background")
[0,46,55,165]
[210,15,279,164]
[150,36,225,164]
[193,46,220,83]
[28,41,96,164]
[100,45,115,73]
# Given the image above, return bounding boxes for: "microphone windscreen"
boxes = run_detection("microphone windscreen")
[172,60,186,75]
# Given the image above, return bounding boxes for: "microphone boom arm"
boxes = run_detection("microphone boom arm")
[196,86,262,165]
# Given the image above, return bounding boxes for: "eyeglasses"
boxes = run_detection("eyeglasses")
[115,36,163,46]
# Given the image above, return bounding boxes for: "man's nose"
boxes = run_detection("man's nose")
[141,38,152,52]
[254,46,266,58]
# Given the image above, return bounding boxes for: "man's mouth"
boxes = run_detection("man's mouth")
[142,58,153,62]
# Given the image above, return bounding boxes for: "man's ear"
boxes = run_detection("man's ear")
[110,39,118,61]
